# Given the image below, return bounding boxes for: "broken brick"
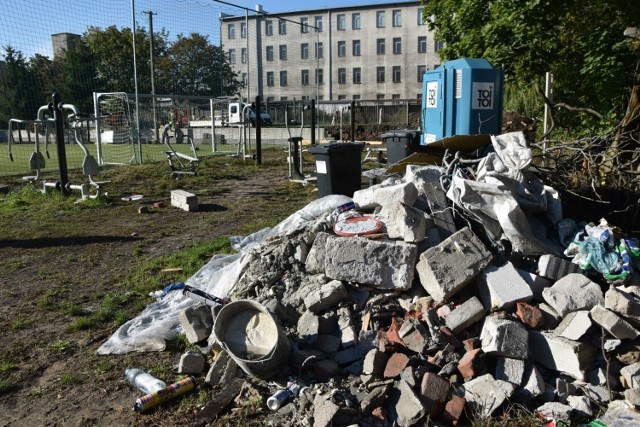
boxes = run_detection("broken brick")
[457,348,484,380]
[516,301,544,329]
[384,353,411,379]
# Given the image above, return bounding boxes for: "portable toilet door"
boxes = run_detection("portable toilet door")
[444,58,504,136]
[421,67,446,145]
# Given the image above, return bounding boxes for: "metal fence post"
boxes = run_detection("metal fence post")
[311,99,316,145]
[51,93,68,195]
[255,95,262,165]
[350,100,355,143]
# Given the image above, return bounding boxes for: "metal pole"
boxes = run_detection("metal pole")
[51,93,68,195]
[543,71,553,167]
[310,99,316,145]
[131,0,142,163]
[145,10,159,144]
[350,100,355,143]
[255,95,262,165]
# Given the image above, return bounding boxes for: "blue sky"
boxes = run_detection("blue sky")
[0,0,398,59]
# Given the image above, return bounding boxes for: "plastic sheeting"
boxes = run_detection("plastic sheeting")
[447,131,564,255]
[97,194,351,355]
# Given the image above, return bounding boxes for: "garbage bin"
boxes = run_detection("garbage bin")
[309,142,364,197]
[381,130,421,165]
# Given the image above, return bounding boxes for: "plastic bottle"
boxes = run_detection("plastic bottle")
[125,368,166,395]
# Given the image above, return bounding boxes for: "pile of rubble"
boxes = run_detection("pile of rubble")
[172,132,640,426]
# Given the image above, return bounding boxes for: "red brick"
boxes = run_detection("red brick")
[441,395,466,425]
[427,350,444,368]
[439,326,462,349]
[420,372,450,417]
[371,407,387,421]
[457,348,483,380]
[516,302,544,329]
[384,352,410,378]
[386,317,406,347]
[462,337,480,352]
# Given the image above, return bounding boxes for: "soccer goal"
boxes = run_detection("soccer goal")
[93,92,138,165]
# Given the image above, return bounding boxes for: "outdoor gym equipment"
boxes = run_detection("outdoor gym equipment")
[8,118,50,183]
[162,124,199,177]
[285,109,313,185]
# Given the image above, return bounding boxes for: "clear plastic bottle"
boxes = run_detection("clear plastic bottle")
[125,368,166,395]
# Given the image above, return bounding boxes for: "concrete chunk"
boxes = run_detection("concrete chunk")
[352,180,418,210]
[337,306,357,349]
[395,379,426,427]
[529,331,596,381]
[178,351,205,374]
[621,362,640,389]
[179,304,214,344]
[605,287,640,325]
[362,349,389,377]
[478,262,533,311]
[313,394,341,427]
[171,189,198,211]
[537,254,581,281]
[590,305,640,340]
[542,273,604,317]
[516,269,552,301]
[297,309,320,343]
[461,374,516,418]
[325,235,417,291]
[445,297,486,334]
[513,364,544,402]
[398,318,430,354]
[480,315,528,359]
[537,402,572,423]
[305,232,329,275]
[384,202,427,243]
[303,279,348,313]
[554,310,592,341]
[416,227,492,302]
[495,357,526,386]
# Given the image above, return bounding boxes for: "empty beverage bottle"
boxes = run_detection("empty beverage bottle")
[125,368,166,395]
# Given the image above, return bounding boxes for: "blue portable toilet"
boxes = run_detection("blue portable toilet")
[421,58,504,145]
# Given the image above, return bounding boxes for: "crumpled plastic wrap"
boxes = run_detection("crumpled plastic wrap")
[96,194,351,355]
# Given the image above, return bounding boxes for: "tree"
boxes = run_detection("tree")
[423,0,640,127]
[0,47,41,123]
[156,33,240,97]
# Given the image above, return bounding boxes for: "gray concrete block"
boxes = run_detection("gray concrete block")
[313,393,341,427]
[337,306,357,349]
[362,349,389,377]
[297,309,320,343]
[516,269,552,301]
[398,318,430,354]
[416,226,492,302]
[179,303,214,344]
[305,232,329,275]
[537,254,581,281]
[542,273,604,317]
[513,364,544,402]
[171,189,198,211]
[621,362,640,389]
[303,279,348,313]
[478,262,533,311]
[495,357,526,386]
[444,297,486,334]
[384,202,427,243]
[395,379,426,427]
[537,402,572,423]
[352,180,418,210]
[590,304,640,340]
[605,287,640,325]
[554,310,592,341]
[325,235,417,291]
[529,331,596,381]
[178,351,206,374]
[480,315,528,359]
[567,395,593,418]
[461,374,516,418]
[205,350,231,385]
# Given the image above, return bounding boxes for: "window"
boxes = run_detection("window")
[337,14,346,30]
[242,73,247,87]
[393,37,402,54]
[266,72,274,87]
[228,24,236,39]
[377,67,385,83]
[377,94,385,100]
[301,69,310,86]
[418,36,427,53]
[302,95,310,101]
[338,95,347,100]
[352,13,361,30]
[280,70,287,86]
[376,38,385,55]
[352,40,361,56]
[316,42,324,58]
[279,45,287,60]
[240,22,247,38]
[241,48,247,64]
[417,65,426,82]
[353,95,361,100]
[435,41,444,52]
[228,49,236,64]
[279,19,286,35]
[265,20,273,36]
[316,68,323,84]
[267,96,275,102]
[266,46,274,61]
[393,66,401,83]
[338,68,346,84]
[315,16,323,32]
[393,10,401,27]
[280,97,288,101]
[376,11,385,28]
[301,43,309,59]
[301,17,309,33]
[392,94,401,100]
[338,41,346,57]
[417,8,425,25]
[353,67,361,84]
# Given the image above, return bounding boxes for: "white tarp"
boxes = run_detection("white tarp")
[97,194,351,355]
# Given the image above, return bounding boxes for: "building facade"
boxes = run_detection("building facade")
[220,2,441,102]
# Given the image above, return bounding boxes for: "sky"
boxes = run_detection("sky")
[0,0,397,59]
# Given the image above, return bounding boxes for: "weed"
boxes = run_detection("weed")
[28,386,45,397]
[59,372,82,386]
[95,360,114,373]
[0,258,25,272]
[37,287,64,310]
[49,340,75,354]
[0,361,15,373]
[11,317,32,330]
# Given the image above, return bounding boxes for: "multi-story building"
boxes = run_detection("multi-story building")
[220,1,441,102]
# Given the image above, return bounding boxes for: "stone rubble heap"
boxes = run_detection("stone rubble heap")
[179,161,640,426]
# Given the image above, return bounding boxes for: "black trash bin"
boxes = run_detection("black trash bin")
[381,130,422,165]
[309,142,364,197]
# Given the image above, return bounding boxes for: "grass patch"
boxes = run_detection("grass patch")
[0,361,15,373]
[49,339,75,354]
[37,287,64,311]
[11,316,33,330]
[0,258,25,272]
[95,360,115,373]
[59,372,82,386]
[68,292,131,332]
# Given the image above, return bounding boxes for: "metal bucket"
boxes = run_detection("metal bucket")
[213,300,291,379]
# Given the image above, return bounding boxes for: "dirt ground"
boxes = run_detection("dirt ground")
[0,151,320,426]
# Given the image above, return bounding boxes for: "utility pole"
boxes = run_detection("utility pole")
[143,10,159,143]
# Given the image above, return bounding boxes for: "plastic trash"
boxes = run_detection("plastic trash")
[133,376,196,413]
[125,368,166,395]
[267,382,301,411]
[577,236,620,274]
